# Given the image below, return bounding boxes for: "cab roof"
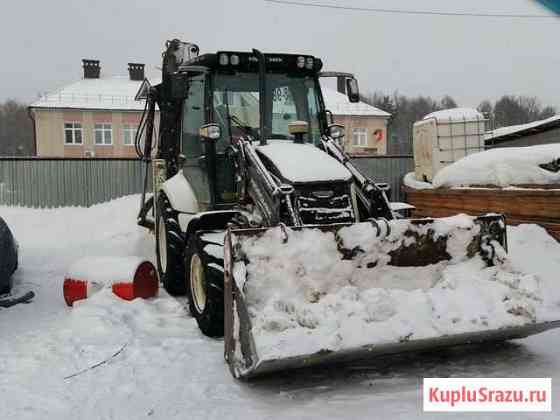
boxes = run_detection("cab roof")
[182,51,323,74]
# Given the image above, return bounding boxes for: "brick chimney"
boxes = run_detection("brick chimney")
[82,59,100,79]
[337,76,346,95]
[128,63,145,81]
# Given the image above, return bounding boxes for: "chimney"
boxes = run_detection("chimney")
[128,63,145,81]
[337,76,346,95]
[82,59,100,79]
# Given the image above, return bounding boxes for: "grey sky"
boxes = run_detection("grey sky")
[1,0,559,109]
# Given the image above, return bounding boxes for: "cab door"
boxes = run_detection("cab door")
[181,74,211,210]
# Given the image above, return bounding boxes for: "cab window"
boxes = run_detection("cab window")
[182,75,205,156]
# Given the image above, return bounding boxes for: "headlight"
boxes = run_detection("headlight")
[297,56,305,68]
[230,54,240,65]
[199,123,222,140]
[219,53,229,66]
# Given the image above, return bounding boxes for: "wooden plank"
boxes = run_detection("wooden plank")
[405,186,560,242]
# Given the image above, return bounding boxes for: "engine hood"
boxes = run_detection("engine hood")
[256,140,352,184]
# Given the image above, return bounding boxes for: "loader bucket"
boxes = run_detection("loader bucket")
[224,214,560,379]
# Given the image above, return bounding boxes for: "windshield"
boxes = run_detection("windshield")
[213,72,322,146]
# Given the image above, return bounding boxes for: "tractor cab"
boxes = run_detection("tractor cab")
[164,48,359,212]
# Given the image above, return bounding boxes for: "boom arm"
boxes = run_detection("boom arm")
[230,136,302,227]
[320,137,393,220]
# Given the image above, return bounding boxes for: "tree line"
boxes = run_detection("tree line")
[0,93,557,157]
[0,100,34,156]
[361,92,557,154]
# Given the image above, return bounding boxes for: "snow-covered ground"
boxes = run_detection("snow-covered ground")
[1,195,560,419]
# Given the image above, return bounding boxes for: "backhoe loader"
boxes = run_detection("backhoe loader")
[135,39,560,379]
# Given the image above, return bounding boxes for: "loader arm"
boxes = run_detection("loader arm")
[320,136,393,220]
[233,136,302,227]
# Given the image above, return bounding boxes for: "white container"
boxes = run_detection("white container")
[413,108,486,182]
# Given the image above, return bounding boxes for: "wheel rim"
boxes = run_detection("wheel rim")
[190,254,207,313]
[158,216,168,272]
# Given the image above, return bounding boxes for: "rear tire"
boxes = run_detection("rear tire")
[155,193,186,295]
[185,236,224,337]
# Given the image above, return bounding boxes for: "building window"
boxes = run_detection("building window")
[94,123,112,145]
[64,122,83,145]
[123,124,137,146]
[352,128,368,147]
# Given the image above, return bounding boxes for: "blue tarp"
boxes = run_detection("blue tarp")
[535,0,560,15]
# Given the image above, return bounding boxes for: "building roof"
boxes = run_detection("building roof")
[484,114,560,143]
[321,88,391,117]
[31,77,391,118]
[30,76,147,111]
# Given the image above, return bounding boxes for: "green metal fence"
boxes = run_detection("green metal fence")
[0,156,413,208]
[0,158,149,208]
[351,155,414,202]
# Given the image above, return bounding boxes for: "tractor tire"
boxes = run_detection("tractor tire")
[155,193,186,295]
[185,236,224,338]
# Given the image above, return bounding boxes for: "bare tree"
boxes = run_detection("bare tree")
[0,100,34,156]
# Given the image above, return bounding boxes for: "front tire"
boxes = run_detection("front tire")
[185,236,224,337]
[155,193,186,295]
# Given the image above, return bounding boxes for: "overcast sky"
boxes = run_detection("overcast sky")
[1,0,559,108]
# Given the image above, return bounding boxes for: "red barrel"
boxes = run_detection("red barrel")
[64,257,158,306]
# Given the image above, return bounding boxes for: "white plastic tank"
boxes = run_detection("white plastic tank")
[413,108,486,182]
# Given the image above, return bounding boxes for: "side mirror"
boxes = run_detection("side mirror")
[328,124,345,140]
[177,153,186,167]
[199,123,221,140]
[346,78,360,103]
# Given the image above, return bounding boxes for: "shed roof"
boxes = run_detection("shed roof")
[484,115,560,144]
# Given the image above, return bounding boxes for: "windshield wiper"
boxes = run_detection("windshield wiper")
[223,89,256,139]
[229,115,256,138]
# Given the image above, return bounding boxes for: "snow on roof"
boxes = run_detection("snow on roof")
[30,77,147,111]
[485,114,560,141]
[423,108,484,122]
[320,88,391,117]
[32,76,391,118]
[432,144,560,188]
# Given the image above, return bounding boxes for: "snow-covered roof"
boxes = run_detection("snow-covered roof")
[32,76,390,118]
[485,114,560,141]
[423,108,484,122]
[30,77,147,111]
[321,88,391,117]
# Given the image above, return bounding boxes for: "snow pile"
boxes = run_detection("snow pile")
[67,256,147,285]
[432,144,560,188]
[233,216,554,361]
[423,108,484,122]
[403,172,434,189]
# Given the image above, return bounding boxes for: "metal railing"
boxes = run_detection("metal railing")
[0,156,413,208]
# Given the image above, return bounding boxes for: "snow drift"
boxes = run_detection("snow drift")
[1,196,560,418]
[432,144,560,188]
